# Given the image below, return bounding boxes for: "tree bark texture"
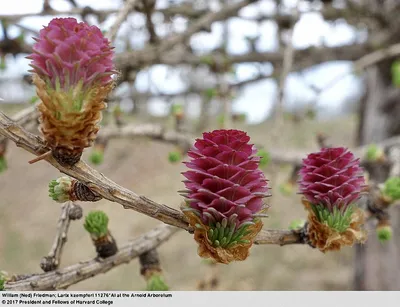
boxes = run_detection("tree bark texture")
[355,59,400,290]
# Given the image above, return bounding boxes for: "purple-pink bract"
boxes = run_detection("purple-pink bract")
[299,147,365,212]
[28,18,114,90]
[183,129,269,228]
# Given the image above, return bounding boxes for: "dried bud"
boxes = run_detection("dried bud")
[27,18,116,166]
[68,203,83,220]
[299,147,367,252]
[181,129,269,263]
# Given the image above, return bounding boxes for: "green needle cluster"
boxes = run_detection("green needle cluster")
[207,218,253,249]
[311,204,354,233]
[382,177,400,202]
[146,273,169,291]
[84,210,109,238]
[168,151,182,163]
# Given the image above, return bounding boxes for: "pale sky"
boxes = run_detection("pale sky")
[0,0,363,123]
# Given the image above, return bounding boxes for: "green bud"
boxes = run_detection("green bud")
[204,88,217,100]
[0,156,7,173]
[237,113,246,122]
[279,182,294,196]
[48,176,73,203]
[0,272,5,290]
[89,149,104,165]
[84,210,109,238]
[392,60,400,87]
[30,96,39,104]
[17,32,25,43]
[365,144,384,162]
[288,219,306,230]
[113,105,122,115]
[168,151,182,163]
[377,225,392,243]
[217,114,225,126]
[305,107,316,120]
[201,258,216,265]
[257,149,271,168]
[146,273,169,291]
[382,177,400,202]
[171,104,183,115]
[0,57,6,71]
[200,55,214,66]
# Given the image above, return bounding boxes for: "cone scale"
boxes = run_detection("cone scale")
[27,18,116,166]
[298,147,367,252]
[181,129,269,264]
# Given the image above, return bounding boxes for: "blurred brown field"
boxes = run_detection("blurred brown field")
[0,103,359,290]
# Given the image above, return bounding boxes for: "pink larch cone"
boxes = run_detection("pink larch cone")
[27,18,116,166]
[298,147,367,252]
[181,129,270,263]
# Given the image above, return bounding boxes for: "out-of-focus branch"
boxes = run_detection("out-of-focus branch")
[10,104,39,127]
[141,0,158,44]
[0,104,38,143]
[254,227,308,245]
[100,121,400,167]
[99,124,193,153]
[40,202,83,272]
[4,224,179,291]
[106,0,138,42]
[0,4,206,22]
[115,0,258,68]
[114,72,273,100]
[0,8,119,22]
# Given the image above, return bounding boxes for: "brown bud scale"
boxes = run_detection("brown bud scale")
[69,181,102,202]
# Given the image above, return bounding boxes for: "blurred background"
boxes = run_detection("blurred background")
[0,0,399,290]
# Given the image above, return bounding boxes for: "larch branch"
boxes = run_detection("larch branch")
[4,224,179,291]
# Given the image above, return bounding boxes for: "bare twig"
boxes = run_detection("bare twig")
[115,0,258,68]
[40,202,83,272]
[273,24,296,126]
[0,104,38,144]
[0,8,119,22]
[303,42,400,107]
[4,224,178,290]
[106,0,138,42]
[254,228,306,245]
[0,4,205,22]
[141,0,158,44]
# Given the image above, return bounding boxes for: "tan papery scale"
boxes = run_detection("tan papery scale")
[302,198,367,252]
[33,74,114,165]
[183,210,263,264]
